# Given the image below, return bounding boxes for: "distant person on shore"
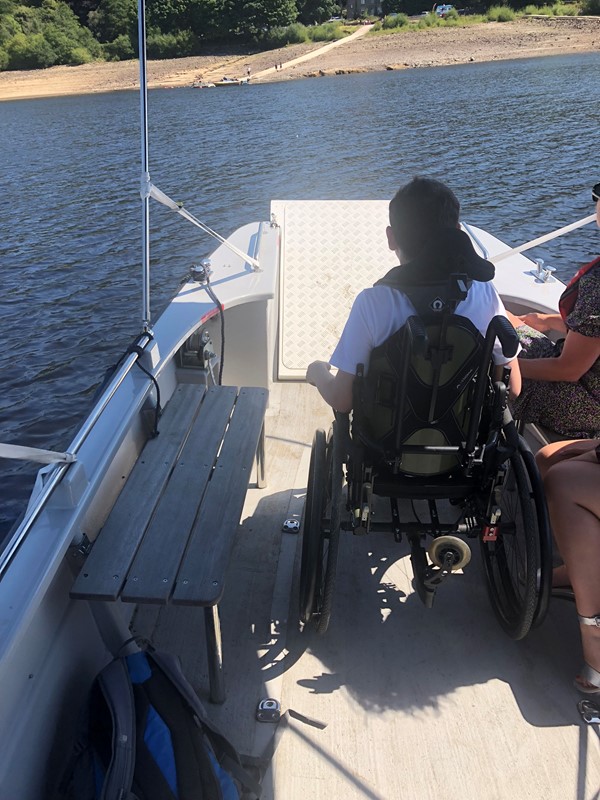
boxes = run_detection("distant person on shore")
[507,183,600,438]
[535,436,600,693]
[306,176,521,411]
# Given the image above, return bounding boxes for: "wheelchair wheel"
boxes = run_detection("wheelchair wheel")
[299,429,327,625]
[518,442,552,629]
[480,443,539,640]
[298,423,343,634]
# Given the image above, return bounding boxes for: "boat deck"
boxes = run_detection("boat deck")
[134,381,600,800]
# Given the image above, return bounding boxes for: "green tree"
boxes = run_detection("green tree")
[1,0,104,69]
[228,0,297,37]
[88,0,136,42]
[297,0,339,24]
[0,10,21,45]
[66,0,103,28]
[146,0,189,29]
[40,0,103,58]
[7,30,56,66]
[382,0,423,13]
[145,0,229,41]
[381,0,403,11]
[184,0,228,39]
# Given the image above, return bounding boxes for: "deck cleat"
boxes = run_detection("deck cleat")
[256,698,281,723]
[578,699,600,724]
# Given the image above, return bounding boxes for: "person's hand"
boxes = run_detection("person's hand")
[306,360,330,386]
[518,312,549,332]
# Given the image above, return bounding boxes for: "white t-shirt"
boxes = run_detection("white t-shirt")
[330,280,514,375]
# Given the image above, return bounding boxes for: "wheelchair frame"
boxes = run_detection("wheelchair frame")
[299,279,552,639]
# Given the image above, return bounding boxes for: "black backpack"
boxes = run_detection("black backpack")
[62,649,262,800]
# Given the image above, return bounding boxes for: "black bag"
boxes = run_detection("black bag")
[64,650,261,800]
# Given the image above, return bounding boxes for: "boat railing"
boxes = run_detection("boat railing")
[0,332,153,579]
[491,212,596,264]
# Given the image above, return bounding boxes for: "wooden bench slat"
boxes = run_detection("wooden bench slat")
[121,386,238,604]
[70,383,206,600]
[172,387,268,606]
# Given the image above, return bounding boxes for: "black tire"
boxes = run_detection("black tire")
[518,441,552,629]
[315,422,343,634]
[298,424,343,633]
[480,444,539,640]
[299,429,327,625]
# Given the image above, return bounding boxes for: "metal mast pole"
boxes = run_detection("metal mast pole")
[138,0,151,331]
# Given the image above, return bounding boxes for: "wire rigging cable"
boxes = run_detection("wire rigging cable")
[144,179,260,270]
[492,212,596,264]
[203,278,225,386]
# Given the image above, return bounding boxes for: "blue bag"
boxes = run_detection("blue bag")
[68,650,261,800]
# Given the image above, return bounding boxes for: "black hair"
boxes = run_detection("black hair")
[389,176,460,260]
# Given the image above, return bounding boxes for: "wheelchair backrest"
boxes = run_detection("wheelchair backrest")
[352,274,509,477]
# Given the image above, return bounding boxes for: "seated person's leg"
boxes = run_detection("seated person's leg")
[536,439,600,479]
[543,451,600,690]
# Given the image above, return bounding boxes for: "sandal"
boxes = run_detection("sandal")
[575,614,600,694]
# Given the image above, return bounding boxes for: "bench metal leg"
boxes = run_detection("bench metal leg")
[204,605,225,704]
[256,421,267,489]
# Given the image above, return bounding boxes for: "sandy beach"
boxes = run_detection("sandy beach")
[0,16,598,102]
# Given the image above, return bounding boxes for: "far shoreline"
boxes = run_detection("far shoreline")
[0,17,599,103]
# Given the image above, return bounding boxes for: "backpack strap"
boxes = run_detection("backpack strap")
[96,658,137,800]
[135,666,222,799]
[220,755,263,799]
[148,652,262,799]
[558,257,600,321]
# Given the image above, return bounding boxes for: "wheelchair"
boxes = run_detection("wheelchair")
[299,273,552,640]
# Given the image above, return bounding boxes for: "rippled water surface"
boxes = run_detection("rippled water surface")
[1,52,599,539]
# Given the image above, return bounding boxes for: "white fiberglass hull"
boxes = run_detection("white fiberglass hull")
[1,202,589,800]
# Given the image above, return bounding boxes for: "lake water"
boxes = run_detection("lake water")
[1,52,599,540]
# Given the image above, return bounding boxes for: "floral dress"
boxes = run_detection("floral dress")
[511,268,600,438]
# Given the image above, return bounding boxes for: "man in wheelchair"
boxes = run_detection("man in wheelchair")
[306,176,521,410]
[303,177,551,640]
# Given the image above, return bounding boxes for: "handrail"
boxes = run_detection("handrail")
[0,334,152,579]
[491,213,596,264]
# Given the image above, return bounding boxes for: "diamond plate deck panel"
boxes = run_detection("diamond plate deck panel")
[273,200,397,379]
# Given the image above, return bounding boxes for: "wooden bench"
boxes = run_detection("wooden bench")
[71,382,268,703]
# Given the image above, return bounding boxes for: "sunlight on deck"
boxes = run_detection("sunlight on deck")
[136,382,600,800]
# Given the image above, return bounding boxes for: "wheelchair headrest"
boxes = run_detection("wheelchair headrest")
[400,274,471,319]
[375,227,495,293]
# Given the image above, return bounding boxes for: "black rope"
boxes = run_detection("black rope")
[204,279,225,386]
[126,335,161,437]
[134,358,161,437]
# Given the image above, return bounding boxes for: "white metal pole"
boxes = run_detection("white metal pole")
[138,0,151,331]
